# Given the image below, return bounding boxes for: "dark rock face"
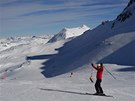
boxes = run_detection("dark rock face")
[112,0,135,28]
[127,0,135,7]
[116,11,132,22]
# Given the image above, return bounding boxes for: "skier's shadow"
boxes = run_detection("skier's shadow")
[39,88,91,95]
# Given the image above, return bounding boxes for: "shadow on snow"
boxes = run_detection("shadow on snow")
[116,66,135,72]
[39,88,90,95]
[26,32,135,78]
[26,54,57,60]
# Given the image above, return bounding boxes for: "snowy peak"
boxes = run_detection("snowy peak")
[81,25,90,29]
[48,25,90,43]
[63,25,90,39]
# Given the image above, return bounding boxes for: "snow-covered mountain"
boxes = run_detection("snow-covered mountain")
[0,1,135,101]
[0,35,52,52]
[42,0,135,78]
[0,0,134,79]
[48,25,90,43]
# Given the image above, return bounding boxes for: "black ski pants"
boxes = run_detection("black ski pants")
[95,79,103,93]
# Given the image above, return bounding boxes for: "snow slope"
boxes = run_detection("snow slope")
[0,64,135,101]
[0,1,135,101]
[0,35,52,76]
[48,25,90,43]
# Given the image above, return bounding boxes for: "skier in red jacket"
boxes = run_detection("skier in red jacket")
[91,63,105,95]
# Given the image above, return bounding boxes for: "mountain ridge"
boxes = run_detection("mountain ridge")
[48,25,90,43]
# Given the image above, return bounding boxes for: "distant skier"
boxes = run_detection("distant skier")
[70,72,73,77]
[91,63,105,95]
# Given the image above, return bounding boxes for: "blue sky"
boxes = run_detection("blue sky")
[0,0,129,38]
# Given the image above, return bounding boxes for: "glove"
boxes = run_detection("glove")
[91,63,94,66]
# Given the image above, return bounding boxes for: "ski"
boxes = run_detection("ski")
[39,88,113,97]
[85,93,113,97]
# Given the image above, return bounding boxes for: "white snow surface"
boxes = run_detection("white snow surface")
[0,36,52,52]
[0,32,135,101]
[48,25,90,43]
[0,1,135,101]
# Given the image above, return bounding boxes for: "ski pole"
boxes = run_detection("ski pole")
[104,67,116,79]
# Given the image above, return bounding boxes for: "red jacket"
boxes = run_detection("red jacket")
[92,65,104,80]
